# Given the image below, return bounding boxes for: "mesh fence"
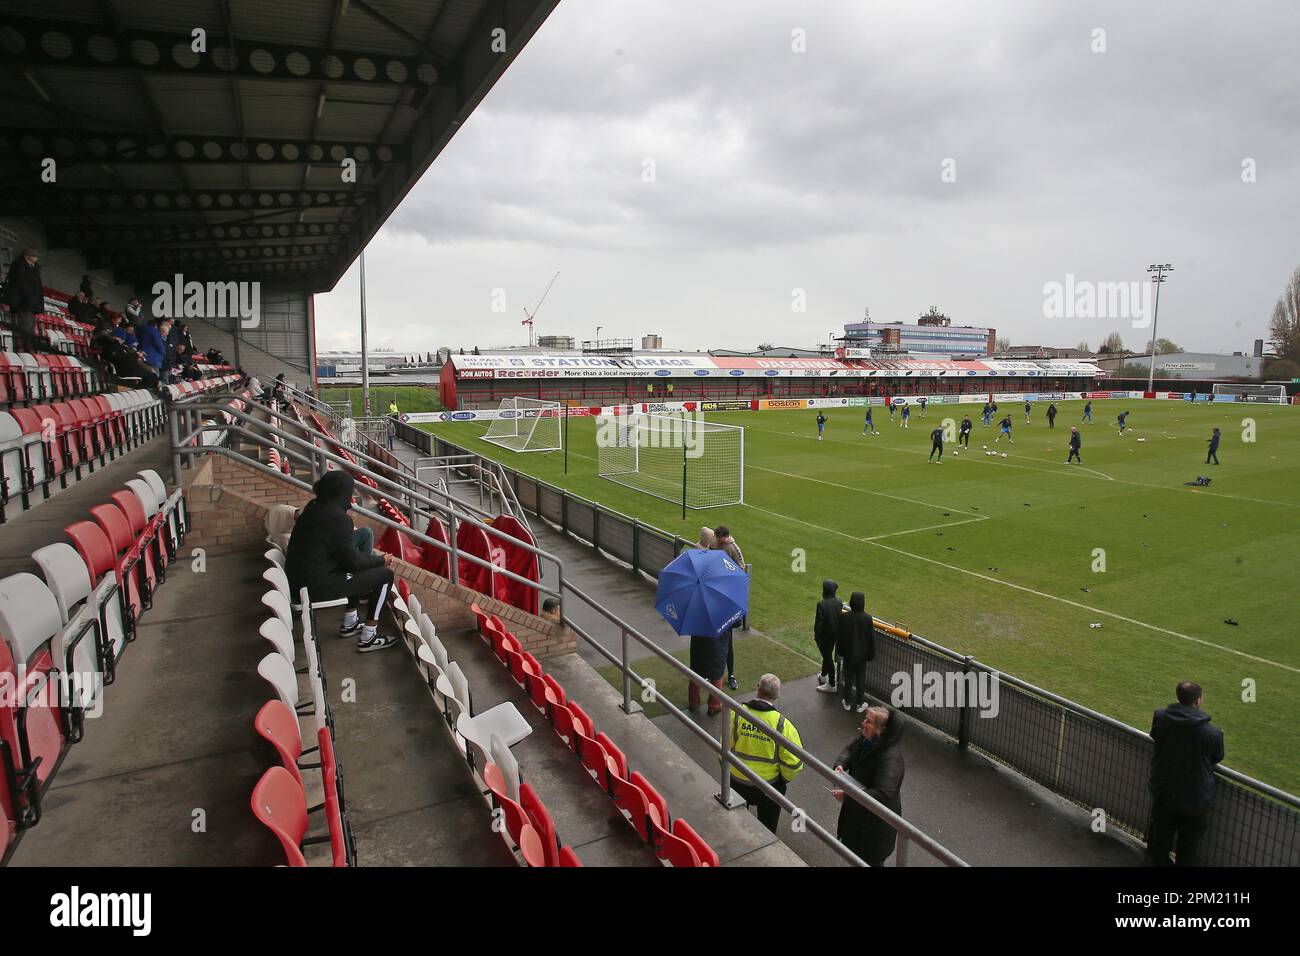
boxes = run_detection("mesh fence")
[482,397,563,452]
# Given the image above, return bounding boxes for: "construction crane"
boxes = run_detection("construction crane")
[522,270,560,347]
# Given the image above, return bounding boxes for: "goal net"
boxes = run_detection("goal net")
[1211,384,1288,405]
[481,397,563,452]
[597,412,744,509]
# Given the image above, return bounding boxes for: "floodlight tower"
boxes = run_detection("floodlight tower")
[1146,263,1173,394]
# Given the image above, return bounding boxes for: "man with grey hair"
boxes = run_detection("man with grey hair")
[728,673,805,833]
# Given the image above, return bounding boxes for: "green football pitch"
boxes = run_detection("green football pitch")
[422,399,1300,793]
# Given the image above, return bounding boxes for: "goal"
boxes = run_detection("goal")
[481,397,563,453]
[597,412,744,510]
[1211,384,1288,405]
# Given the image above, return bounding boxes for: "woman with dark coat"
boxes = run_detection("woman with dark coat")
[832,707,906,866]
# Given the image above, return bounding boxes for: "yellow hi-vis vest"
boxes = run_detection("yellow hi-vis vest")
[730,701,804,784]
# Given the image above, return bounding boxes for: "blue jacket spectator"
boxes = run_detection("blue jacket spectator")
[137,318,170,370]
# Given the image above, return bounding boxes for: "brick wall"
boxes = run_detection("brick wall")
[182,452,572,657]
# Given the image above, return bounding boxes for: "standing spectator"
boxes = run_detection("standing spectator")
[1205,428,1221,465]
[714,525,745,689]
[697,526,716,551]
[814,579,846,694]
[686,630,727,717]
[79,274,94,298]
[836,591,875,713]
[285,470,398,652]
[728,673,804,833]
[1046,403,1058,428]
[271,373,287,403]
[1147,681,1224,867]
[137,316,171,370]
[2,247,45,350]
[832,707,906,866]
[125,295,143,323]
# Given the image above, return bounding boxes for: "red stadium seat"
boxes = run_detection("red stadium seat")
[596,732,628,781]
[254,700,312,790]
[672,818,719,867]
[519,782,564,867]
[250,766,308,867]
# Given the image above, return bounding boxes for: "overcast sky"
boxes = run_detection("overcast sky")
[313,0,1300,357]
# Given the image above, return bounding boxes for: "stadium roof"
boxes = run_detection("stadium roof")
[0,0,559,290]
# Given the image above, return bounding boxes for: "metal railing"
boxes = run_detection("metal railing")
[414,454,532,538]
[167,396,565,611]
[425,435,1300,867]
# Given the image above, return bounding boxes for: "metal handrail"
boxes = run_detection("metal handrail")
[415,454,531,537]
[167,398,565,604]
[559,579,966,867]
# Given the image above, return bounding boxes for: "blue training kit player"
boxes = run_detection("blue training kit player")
[982,403,992,426]
[1066,426,1082,463]
[1117,410,1130,434]
[995,415,1013,443]
[1206,427,1220,464]
[918,396,927,416]
[900,404,910,427]
[929,427,944,462]
[1024,399,1032,422]
[1082,401,1093,423]
[959,415,972,447]
[817,412,827,441]
[863,407,877,435]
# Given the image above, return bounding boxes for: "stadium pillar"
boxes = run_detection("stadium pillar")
[360,248,371,417]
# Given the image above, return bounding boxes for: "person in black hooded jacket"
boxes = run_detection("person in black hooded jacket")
[836,591,875,712]
[832,706,906,866]
[285,469,398,652]
[1146,681,1224,866]
[813,579,846,693]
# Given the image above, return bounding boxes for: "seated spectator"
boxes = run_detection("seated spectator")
[124,295,143,323]
[541,597,561,623]
[285,470,398,653]
[68,290,96,325]
[93,318,158,390]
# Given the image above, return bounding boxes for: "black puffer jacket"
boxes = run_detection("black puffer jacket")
[813,579,845,651]
[1149,702,1224,814]
[285,471,383,599]
[836,710,906,865]
[836,591,875,665]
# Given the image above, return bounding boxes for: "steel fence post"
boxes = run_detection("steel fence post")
[619,626,642,715]
[957,655,973,751]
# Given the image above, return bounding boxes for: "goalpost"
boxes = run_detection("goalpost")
[481,397,563,452]
[597,412,744,513]
[1211,384,1289,405]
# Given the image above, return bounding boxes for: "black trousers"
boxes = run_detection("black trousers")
[732,775,787,833]
[1068,448,1081,462]
[13,309,39,350]
[929,441,942,460]
[725,628,735,676]
[959,431,970,447]
[332,566,394,621]
[1206,450,1219,464]
[1146,802,1209,866]
[816,636,836,682]
[1048,416,1056,428]
[841,660,867,707]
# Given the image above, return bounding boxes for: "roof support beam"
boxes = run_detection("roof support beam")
[2,188,369,216]
[2,15,453,88]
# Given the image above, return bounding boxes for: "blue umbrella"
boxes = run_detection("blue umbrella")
[655,548,749,637]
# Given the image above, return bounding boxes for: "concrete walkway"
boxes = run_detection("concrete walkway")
[388,434,1144,866]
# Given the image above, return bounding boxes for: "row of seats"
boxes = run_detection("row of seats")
[1,351,103,406]
[252,548,355,866]
[0,390,164,524]
[470,603,719,867]
[161,374,243,404]
[0,469,187,862]
[390,584,579,867]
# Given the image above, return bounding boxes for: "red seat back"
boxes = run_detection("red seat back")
[519,782,560,867]
[250,766,308,867]
[672,818,719,867]
[253,700,304,789]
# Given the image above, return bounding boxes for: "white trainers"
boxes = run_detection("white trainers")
[815,683,837,694]
[842,700,851,711]
[856,702,869,714]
